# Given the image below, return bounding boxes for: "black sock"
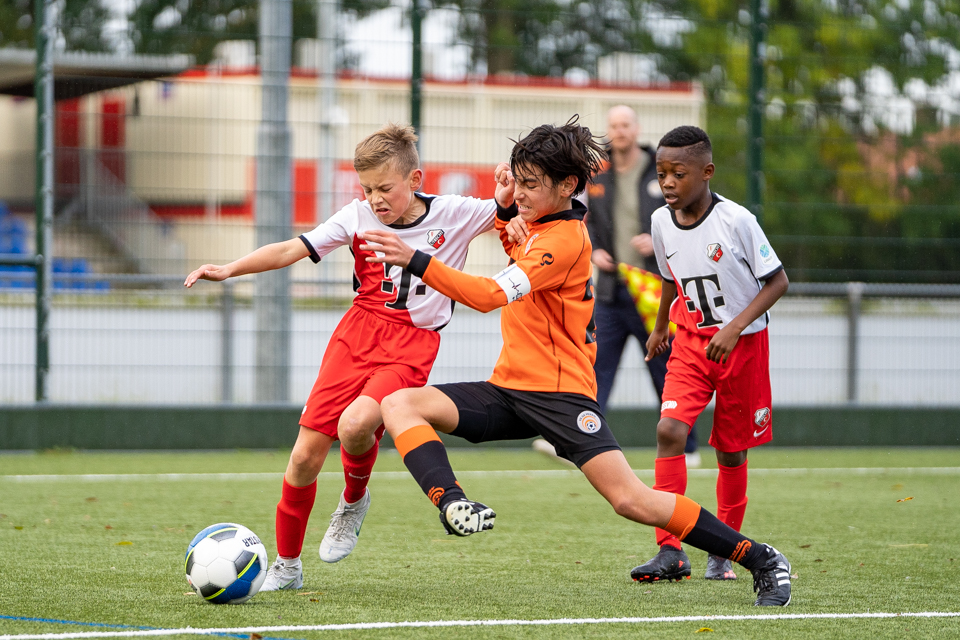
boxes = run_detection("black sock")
[401,440,467,511]
[682,508,770,571]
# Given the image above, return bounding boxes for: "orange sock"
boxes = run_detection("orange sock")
[716,460,748,532]
[653,454,688,548]
[663,494,702,541]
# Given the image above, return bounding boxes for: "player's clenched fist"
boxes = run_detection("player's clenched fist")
[184,264,231,288]
[494,162,515,208]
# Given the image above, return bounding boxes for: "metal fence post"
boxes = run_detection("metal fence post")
[846,281,864,403]
[255,0,293,403]
[220,281,234,404]
[34,0,56,402]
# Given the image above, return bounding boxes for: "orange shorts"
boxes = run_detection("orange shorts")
[300,305,441,439]
[660,327,772,452]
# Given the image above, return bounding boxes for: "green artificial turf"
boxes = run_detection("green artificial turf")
[1,448,959,639]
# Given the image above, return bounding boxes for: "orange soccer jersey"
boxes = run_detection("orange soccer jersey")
[407,201,598,398]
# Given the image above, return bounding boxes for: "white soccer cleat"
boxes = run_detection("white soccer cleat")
[260,556,303,591]
[319,489,371,563]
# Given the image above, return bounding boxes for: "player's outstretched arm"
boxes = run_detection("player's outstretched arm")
[704,269,789,363]
[361,229,508,313]
[184,238,309,288]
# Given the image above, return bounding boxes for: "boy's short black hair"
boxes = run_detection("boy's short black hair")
[657,125,712,162]
[510,115,607,197]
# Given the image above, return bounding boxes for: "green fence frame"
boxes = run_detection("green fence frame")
[1,406,958,450]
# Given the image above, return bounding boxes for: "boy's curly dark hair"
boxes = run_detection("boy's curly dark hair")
[510,115,607,197]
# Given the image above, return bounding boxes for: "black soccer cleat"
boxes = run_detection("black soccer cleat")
[440,500,496,536]
[704,553,738,580]
[630,545,692,583]
[751,545,792,606]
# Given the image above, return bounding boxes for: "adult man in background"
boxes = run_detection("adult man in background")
[585,105,699,465]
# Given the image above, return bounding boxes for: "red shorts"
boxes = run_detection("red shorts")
[660,328,772,452]
[300,305,441,439]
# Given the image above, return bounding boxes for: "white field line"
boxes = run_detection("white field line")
[2,612,960,639]
[3,467,960,483]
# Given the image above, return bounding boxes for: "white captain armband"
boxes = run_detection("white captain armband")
[493,263,531,303]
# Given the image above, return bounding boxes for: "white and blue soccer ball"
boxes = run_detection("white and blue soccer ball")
[184,523,268,604]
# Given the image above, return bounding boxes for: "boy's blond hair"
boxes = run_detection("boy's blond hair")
[354,124,420,176]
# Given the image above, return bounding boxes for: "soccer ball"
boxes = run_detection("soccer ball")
[184,523,268,604]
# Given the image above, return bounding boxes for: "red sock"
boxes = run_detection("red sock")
[653,454,688,549]
[341,438,379,504]
[275,478,317,558]
[716,459,749,532]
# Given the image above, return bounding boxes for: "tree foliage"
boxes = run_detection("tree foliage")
[0,0,112,51]
[128,0,389,66]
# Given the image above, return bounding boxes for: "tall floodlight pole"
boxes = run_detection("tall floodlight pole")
[34,0,56,402]
[317,0,339,224]
[255,0,293,403]
[410,0,425,153]
[746,0,767,223]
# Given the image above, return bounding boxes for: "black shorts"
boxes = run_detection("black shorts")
[435,381,622,468]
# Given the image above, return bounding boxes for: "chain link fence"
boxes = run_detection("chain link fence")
[1,0,959,406]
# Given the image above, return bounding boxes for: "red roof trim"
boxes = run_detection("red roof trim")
[175,66,695,93]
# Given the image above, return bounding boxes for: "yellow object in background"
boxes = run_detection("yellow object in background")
[618,263,676,336]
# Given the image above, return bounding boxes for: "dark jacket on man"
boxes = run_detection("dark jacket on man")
[585,144,665,304]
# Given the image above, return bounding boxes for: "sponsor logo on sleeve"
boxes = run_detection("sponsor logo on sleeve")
[427,229,446,249]
[524,233,540,255]
[759,243,773,264]
[661,400,678,411]
[706,243,723,262]
[576,411,602,434]
[753,407,771,437]
[539,253,554,266]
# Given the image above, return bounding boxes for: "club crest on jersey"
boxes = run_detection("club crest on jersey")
[754,407,771,427]
[706,243,723,262]
[577,411,602,434]
[524,233,540,255]
[427,229,446,249]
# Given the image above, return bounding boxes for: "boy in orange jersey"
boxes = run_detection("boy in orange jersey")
[184,124,496,590]
[359,117,792,606]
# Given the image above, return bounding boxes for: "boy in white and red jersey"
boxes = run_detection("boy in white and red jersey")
[184,124,495,589]
[361,118,792,607]
[632,125,790,584]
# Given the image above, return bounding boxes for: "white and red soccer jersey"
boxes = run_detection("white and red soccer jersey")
[652,193,783,336]
[299,193,496,330]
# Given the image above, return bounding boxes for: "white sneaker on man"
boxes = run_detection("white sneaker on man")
[319,489,371,563]
[261,556,303,591]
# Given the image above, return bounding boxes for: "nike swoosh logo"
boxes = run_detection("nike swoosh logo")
[279,578,297,589]
[666,251,678,259]
[754,426,769,438]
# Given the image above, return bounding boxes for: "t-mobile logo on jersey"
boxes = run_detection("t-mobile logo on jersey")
[680,274,726,328]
